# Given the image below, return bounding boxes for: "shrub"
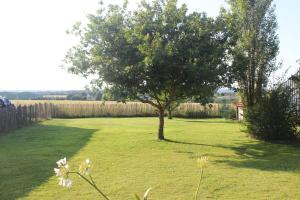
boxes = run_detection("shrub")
[184,111,211,119]
[246,85,298,140]
[219,104,236,120]
[227,108,237,120]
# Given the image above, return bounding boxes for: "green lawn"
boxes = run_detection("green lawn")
[1,118,300,200]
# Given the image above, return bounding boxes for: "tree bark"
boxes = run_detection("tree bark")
[158,108,165,140]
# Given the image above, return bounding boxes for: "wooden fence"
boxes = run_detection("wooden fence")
[0,103,52,134]
[43,102,226,118]
[14,101,234,119]
[283,71,299,107]
[0,101,236,134]
[282,70,300,121]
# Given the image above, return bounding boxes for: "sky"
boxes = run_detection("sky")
[0,0,299,91]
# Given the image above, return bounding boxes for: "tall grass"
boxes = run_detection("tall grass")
[13,100,233,119]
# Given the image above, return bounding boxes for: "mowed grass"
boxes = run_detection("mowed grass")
[1,118,300,200]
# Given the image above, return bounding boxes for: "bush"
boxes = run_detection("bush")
[227,108,237,120]
[219,104,236,119]
[246,85,299,140]
[183,111,212,118]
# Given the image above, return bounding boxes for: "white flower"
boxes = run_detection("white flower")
[56,157,67,167]
[58,177,72,188]
[58,177,64,186]
[197,156,209,169]
[79,158,91,175]
[65,178,72,188]
[55,157,72,188]
[54,168,60,176]
[85,168,90,175]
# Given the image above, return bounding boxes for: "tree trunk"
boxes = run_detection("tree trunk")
[158,108,165,140]
[167,107,172,119]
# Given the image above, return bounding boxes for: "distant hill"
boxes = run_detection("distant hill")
[0,91,84,100]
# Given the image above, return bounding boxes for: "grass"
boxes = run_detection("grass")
[0,118,300,199]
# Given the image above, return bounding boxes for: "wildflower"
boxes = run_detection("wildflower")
[197,156,209,169]
[54,168,60,175]
[54,157,110,199]
[54,157,72,188]
[195,156,209,200]
[56,157,67,167]
[65,179,72,188]
[58,177,72,188]
[79,159,91,175]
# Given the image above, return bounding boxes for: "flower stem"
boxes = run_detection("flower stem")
[68,172,110,200]
[89,175,96,185]
[195,168,204,200]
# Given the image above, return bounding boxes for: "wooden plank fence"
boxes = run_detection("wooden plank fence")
[0,103,52,134]
[282,70,300,121]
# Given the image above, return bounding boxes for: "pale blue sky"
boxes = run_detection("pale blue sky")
[0,0,299,91]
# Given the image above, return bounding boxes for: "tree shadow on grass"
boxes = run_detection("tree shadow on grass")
[164,138,228,148]
[215,141,300,172]
[183,120,235,124]
[165,138,300,172]
[0,124,97,200]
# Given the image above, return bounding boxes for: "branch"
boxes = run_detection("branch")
[136,96,160,109]
[151,93,163,108]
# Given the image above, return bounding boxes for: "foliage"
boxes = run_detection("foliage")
[1,118,300,199]
[228,107,237,120]
[245,85,299,140]
[166,101,180,119]
[67,92,87,100]
[64,0,229,139]
[134,188,151,200]
[102,86,129,102]
[85,80,103,100]
[219,102,236,119]
[213,92,239,104]
[181,110,216,119]
[223,0,279,107]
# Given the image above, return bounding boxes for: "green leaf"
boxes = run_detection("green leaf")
[143,188,152,200]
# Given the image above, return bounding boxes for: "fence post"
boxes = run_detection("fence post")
[34,104,38,122]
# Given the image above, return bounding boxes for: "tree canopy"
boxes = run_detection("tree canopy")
[223,0,279,107]
[64,0,229,139]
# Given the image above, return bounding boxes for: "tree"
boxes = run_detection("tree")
[223,0,279,107]
[67,92,87,100]
[166,101,180,119]
[64,0,229,140]
[102,86,128,102]
[85,80,103,100]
